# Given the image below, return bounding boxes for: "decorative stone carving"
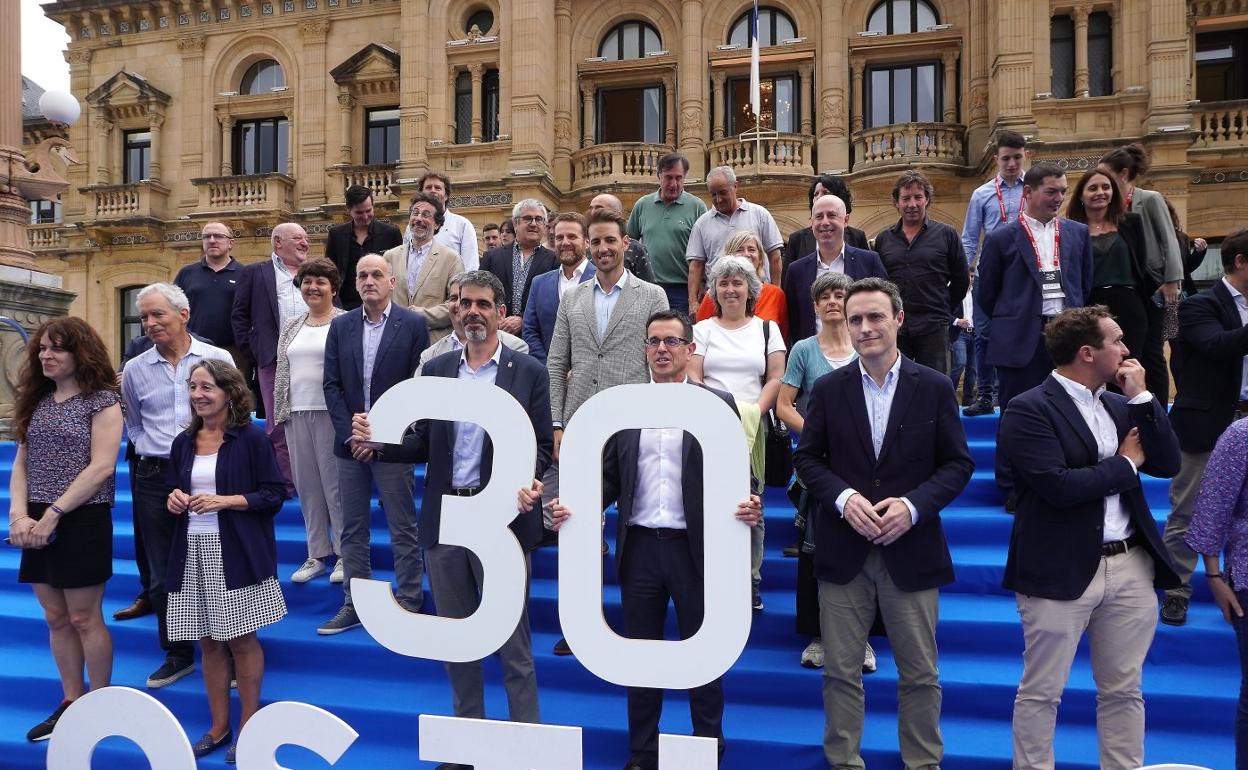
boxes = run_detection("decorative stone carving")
[64,48,93,66]
[969,85,988,120]
[680,107,702,141]
[820,93,845,138]
[177,35,206,54]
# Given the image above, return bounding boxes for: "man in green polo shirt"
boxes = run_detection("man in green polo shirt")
[626,152,708,312]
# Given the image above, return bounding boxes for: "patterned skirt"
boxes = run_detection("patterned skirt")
[168,532,287,642]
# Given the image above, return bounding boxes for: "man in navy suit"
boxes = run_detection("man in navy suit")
[998,306,1180,770]
[353,271,552,744]
[783,195,888,343]
[550,309,763,770]
[317,253,429,635]
[794,277,973,770]
[522,212,595,364]
[1160,227,1248,625]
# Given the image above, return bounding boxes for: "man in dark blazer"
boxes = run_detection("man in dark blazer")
[324,185,403,310]
[783,194,888,344]
[1160,226,1248,626]
[550,309,763,770]
[354,270,552,735]
[318,253,429,635]
[480,199,558,336]
[793,277,973,770]
[232,222,311,490]
[997,306,1180,770]
[522,212,595,364]
[783,174,870,275]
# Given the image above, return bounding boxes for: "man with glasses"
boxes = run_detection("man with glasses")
[174,221,244,365]
[384,193,464,344]
[481,199,558,336]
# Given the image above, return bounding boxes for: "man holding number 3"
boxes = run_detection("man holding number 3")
[548,309,762,770]
[353,270,551,765]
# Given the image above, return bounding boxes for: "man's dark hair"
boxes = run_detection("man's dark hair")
[483,222,500,233]
[891,170,933,203]
[646,309,693,341]
[657,153,690,175]
[1222,227,1248,272]
[457,269,507,305]
[1023,163,1065,189]
[408,191,445,228]
[1044,305,1114,366]
[418,171,453,198]
[995,131,1027,151]
[809,174,853,214]
[587,208,627,238]
[344,185,373,209]
[845,277,904,316]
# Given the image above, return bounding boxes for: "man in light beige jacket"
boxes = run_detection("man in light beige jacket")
[384,192,464,343]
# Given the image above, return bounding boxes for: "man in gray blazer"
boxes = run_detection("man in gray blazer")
[384,193,465,345]
[548,208,670,456]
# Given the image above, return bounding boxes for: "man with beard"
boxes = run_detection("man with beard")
[523,212,595,365]
[384,193,464,344]
[589,194,654,283]
[325,185,403,311]
[417,172,479,271]
[418,272,530,374]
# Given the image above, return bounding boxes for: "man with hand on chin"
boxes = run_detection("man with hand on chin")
[998,306,1180,770]
[548,309,761,770]
[793,277,972,770]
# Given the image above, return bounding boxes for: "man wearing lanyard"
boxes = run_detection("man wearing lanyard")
[961,131,1027,416]
[976,163,1093,506]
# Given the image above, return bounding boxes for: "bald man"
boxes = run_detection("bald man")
[590,193,655,282]
[232,221,311,489]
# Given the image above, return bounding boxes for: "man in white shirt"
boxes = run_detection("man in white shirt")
[417,172,479,271]
[997,306,1180,770]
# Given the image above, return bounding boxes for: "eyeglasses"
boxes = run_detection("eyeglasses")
[643,336,690,348]
[517,215,545,225]
[410,208,437,221]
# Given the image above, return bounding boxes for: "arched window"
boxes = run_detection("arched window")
[728,6,797,47]
[465,8,494,35]
[598,21,662,61]
[240,59,285,94]
[866,0,939,35]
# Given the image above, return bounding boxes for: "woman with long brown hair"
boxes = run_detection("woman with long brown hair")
[8,317,123,742]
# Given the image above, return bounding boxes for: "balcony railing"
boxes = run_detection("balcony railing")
[1192,101,1248,149]
[707,133,814,176]
[852,123,967,171]
[191,173,295,213]
[27,224,61,250]
[571,142,673,190]
[330,164,397,202]
[83,181,170,222]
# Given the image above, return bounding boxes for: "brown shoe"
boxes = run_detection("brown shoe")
[113,595,152,621]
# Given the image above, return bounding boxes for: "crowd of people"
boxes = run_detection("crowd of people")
[6,144,1248,770]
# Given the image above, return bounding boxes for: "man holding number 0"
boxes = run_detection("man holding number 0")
[353,270,552,763]
[548,309,762,770]
[793,277,973,770]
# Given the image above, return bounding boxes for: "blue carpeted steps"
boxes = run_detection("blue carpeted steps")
[0,413,1235,769]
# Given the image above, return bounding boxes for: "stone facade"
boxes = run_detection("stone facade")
[28,0,1248,360]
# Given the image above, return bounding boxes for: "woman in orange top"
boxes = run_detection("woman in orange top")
[696,230,790,343]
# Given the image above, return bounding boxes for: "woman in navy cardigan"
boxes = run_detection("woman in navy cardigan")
[164,359,288,763]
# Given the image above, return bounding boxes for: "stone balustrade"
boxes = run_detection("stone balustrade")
[191,173,295,213]
[1192,101,1248,149]
[707,133,814,175]
[571,142,673,190]
[331,164,397,201]
[852,123,967,170]
[85,181,170,222]
[27,224,61,251]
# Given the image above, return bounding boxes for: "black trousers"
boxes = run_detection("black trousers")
[620,526,724,770]
[897,327,951,375]
[133,458,195,664]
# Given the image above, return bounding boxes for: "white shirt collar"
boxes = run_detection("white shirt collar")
[459,339,503,369]
[564,258,589,280]
[817,243,846,266]
[1223,277,1246,305]
[1022,212,1056,230]
[1051,370,1106,405]
[363,301,393,324]
[858,352,903,387]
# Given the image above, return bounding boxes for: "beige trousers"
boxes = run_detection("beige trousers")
[1012,544,1158,770]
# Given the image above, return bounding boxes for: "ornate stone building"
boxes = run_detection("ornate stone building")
[28,0,1248,359]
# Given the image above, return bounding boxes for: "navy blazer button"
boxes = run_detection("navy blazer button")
[873,479,881,487]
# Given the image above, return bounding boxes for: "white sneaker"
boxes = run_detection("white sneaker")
[291,558,326,583]
[329,559,344,584]
[862,641,877,674]
[800,639,825,669]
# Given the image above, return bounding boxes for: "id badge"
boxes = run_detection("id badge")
[1040,269,1064,301]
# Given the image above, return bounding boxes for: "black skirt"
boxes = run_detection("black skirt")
[17,501,113,589]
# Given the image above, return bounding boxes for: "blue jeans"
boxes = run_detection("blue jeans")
[1235,589,1248,770]
[972,300,997,401]
[949,330,976,403]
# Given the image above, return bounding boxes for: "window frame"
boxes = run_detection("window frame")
[232,116,289,175]
[365,106,400,164]
[119,285,144,356]
[1086,11,1113,98]
[598,20,663,61]
[482,69,500,142]
[240,59,286,95]
[28,198,61,225]
[866,0,940,35]
[728,6,798,47]
[864,60,942,128]
[1196,28,1248,103]
[725,72,800,134]
[1050,15,1075,99]
[594,82,666,144]
[123,129,152,184]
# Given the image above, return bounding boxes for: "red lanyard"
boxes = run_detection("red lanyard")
[1125,188,1134,208]
[1019,213,1060,271]
[993,177,1008,223]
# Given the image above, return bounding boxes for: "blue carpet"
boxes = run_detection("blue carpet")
[0,413,1235,769]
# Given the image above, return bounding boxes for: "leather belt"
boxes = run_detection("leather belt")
[1101,532,1144,557]
[136,455,170,466]
[449,486,481,497]
[628,525,688,540]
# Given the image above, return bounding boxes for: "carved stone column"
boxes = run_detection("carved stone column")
[581,84,595,146]
[147,112,164,183]
[798,62,814,135]
[850,58,865,134]
[942,51,958,123]
[818,0,850,171]
[1073,6,1090,98]
[284,110,295,178]
[63,47,92,221]
[177,35,206,206]
[711,71,727,140]
[220,117,234,175]
[678,0,706,177]
[469,63,485,143]
[1144,0,1192,131]
[990,0,1038,127]
[398,0,429,176]
[337,91,355,165]
[298,19,329,205]
[95,114,113,186]
[552,0,574,188]
[663,72,676,145]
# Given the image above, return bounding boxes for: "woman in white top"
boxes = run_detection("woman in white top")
[273,258,347,583]
[688,255,786,611]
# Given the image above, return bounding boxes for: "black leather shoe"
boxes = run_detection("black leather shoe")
[1161,595,1189,626]
[963,398,995,417]
[113,595,152,621]
[435,764,474,770]
[191,730,232,758]
[553,637,572,656]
